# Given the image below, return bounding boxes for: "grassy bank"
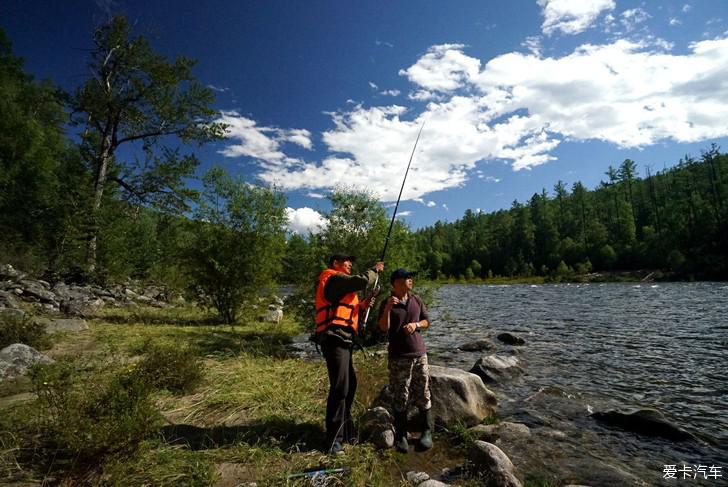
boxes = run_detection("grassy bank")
[1,305,476,486]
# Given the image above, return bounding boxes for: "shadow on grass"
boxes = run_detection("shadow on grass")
[160,416,325,452]
[98,310,220,327]
[181,329,296,358]
[97,308,300,358]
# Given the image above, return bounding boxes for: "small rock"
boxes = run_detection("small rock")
[45,318,89,334]
[469,441,522,487]
[591,408,697,441]
[418,480,450,487]
[496,332,525,346]
[124,288,140,299]
[360,407,395,449]
[0,343,54,381]
[458,339,497,352]
[468,422,531,443]
[469,355,523,384]
[0,264,22,279]
[259,308,283,324]
[19,279,57,303]
[0,289,19,308]
[0,307,25,321]
[406,471,430,484]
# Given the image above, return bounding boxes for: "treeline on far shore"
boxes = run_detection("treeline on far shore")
[2,16,727,325]
[414,148,728,282]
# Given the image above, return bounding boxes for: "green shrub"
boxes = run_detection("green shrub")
[30,362,162,469]
[133,342,203,394]
[0,314,50,349]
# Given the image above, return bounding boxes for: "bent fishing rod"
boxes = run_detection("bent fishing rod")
[362,120,425,328]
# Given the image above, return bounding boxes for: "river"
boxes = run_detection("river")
[426,282,727,486]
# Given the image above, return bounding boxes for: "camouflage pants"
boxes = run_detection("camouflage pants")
[388,354,431,413]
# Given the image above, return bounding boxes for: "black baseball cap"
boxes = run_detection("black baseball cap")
[328,253,355,267]
[390,268,417,283]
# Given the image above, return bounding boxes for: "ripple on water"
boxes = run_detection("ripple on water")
[427,282,728,484]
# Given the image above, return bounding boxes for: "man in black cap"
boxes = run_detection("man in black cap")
[377,268,433,452]
[315,254,384,454]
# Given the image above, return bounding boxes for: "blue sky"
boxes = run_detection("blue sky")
[3,0,728,234]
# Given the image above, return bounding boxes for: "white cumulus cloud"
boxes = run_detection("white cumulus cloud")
[538,0,616,35]
[220,37,728,203]
[286,207,326,235]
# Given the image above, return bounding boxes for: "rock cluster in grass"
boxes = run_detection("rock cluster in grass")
[0,263,183,316]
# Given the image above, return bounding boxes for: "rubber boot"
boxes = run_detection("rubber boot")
[419,408,434,450]
[393,411,409,453]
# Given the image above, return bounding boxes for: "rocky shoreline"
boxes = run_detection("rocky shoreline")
[3,263,721,486]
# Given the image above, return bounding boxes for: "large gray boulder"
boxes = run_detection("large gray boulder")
[373,366,497,428]
[469,441,523,487]
[591,408,697,441]
[429,365,498,427]
[0,343,54,380]
[359,407,395,449]
[469,355,523,384]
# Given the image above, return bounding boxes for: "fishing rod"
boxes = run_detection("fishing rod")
[285,467,350,480]
[362,120,425,328]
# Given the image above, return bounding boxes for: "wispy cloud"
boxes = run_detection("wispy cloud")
[217,111,312,164]
[682,4,692,13]
[538,0,616,35]
[380,89,401,97]
[306,191,326,199]
[620,7,651,32]
[207,84,230,93]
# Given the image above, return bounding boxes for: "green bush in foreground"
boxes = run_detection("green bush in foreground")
[133,341,203,394]
[30,362,163,470]
[0,315,50,349]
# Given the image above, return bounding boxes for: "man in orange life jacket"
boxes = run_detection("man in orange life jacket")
[315,253,384,454]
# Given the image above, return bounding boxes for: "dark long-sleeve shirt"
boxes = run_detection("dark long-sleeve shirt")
[323,268,379,303]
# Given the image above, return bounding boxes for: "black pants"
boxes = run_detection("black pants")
[321,339,357,447]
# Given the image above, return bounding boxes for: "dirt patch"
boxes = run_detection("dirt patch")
[214,462,263,487]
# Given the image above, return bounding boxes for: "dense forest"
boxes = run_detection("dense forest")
[414,149,728,280]
[2,15,727,325]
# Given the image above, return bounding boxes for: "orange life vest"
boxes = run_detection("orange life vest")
[315,268,360,334]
